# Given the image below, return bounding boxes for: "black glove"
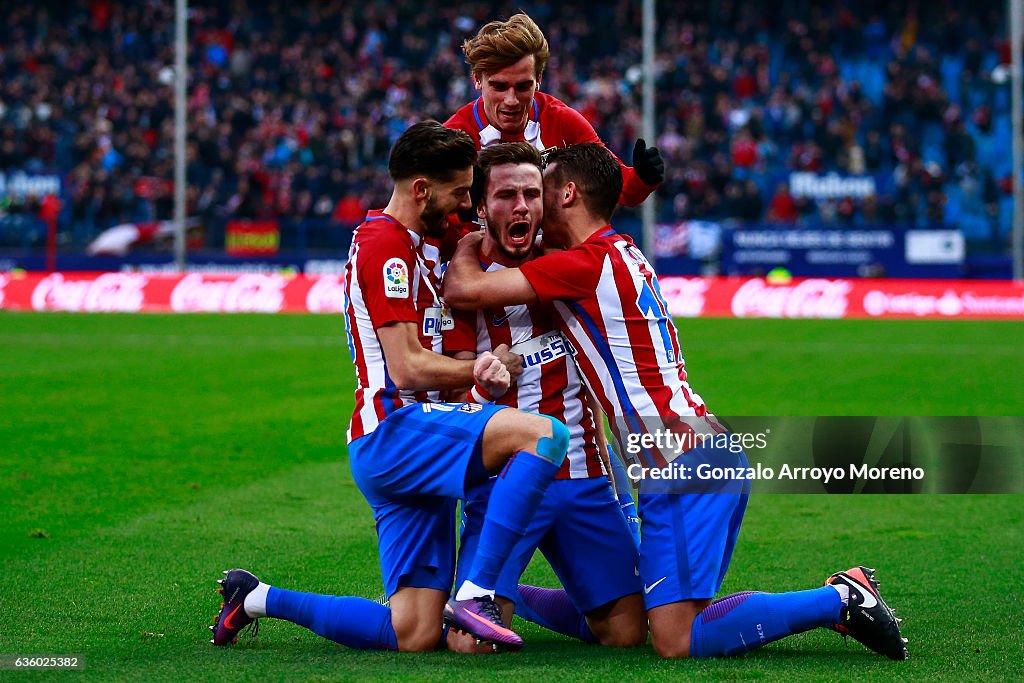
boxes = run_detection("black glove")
[632,138,665,186]
[457,164,485,223]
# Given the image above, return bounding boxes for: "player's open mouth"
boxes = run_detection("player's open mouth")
[499,109,522,121]
[507,221,531,246]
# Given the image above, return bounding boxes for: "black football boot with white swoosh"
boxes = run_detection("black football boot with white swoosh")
[825,566,908,660]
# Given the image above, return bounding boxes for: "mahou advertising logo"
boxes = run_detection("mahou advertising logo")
[31,273,148,312]
[305,275,346,313]
[170,274,287,313]
[731,278,851,318]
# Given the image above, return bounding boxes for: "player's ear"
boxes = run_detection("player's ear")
[563,181,577,207]
[411,177,430,202]
[473,74,483,91]
[476,202,486,220]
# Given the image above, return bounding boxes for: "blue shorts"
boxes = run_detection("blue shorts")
[637,443,750,609]
[458,476,642,613]
[349,402,507,596]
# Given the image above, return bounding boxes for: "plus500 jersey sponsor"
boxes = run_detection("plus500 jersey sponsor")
[512,333,575,368]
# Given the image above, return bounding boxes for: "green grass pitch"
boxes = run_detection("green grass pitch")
[1,312,1021,681]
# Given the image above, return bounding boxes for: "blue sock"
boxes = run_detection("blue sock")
[514,585,597,643]
[606,448,641,548]
[690,586,843,657]
[266,588,398,650]
[465,452,559,590]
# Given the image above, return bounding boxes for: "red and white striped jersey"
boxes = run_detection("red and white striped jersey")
[343,210,450,443]
[444,92,656,208]
[445,256,607,480]
[519,227,725,467]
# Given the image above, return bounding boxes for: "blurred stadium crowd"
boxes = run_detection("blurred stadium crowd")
[0,0,1013,249]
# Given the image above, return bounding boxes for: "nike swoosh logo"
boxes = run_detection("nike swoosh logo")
[857,584,878,609]
[644,577,667,594]
[222,604,243,630]
[491,312,513,326]
[459,607,517,637]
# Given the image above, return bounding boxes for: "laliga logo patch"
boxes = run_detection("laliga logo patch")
[383,258,409,298]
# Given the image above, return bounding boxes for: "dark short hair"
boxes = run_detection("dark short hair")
[478,142,543,192]
[544,143,622,221]
[388,120,477,182]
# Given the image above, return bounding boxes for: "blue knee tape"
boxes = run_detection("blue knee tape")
[535,414,569,466]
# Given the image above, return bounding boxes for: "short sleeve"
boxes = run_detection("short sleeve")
[519,244,604,304]
[356,232,419,328]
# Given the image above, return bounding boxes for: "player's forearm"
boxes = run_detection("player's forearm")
[442,351,476,402]
[445,254,538,310]
[391,349,477,392]
[444,243,488,308]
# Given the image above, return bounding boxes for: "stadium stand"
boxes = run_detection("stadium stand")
[0,0,1013,251]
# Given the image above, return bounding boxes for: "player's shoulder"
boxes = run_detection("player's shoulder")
[535,91,571,111]
[535,91,597,143]
[581,228,622,250]
[444,101,480,135]
[353,214,415,258]
[525,239,601,272]
[535,91,585,119]
[563,229,622,264]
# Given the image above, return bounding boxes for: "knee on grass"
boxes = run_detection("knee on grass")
[394,623,443,652]
[652,635,693,659]
[594,623,648,649]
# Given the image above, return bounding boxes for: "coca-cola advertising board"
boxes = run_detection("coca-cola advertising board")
[2,272,1023,319]
[0,272,345,314]
[658,276,1024,319]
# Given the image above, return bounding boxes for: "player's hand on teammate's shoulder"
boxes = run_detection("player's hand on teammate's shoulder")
[632,138,665,186]
[456,230,485,251]
[474,351,512,399]
[491,343,523,381]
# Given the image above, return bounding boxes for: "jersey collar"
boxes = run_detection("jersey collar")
[365,210,421,246]
[474,98,542,149]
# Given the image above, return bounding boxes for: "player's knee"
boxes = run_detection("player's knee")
[597,624,647,648]
[396,633,438,653]
[391,608,443,653]
[651,638,692,659]
[533,414,569,466]
[652,632,692,659]
[394,624,442,653]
